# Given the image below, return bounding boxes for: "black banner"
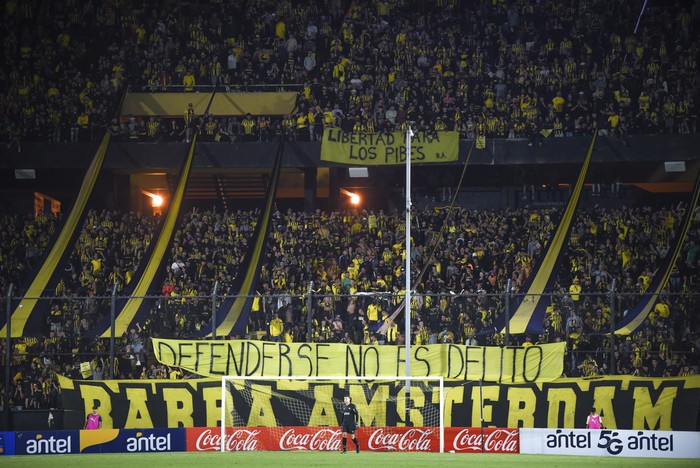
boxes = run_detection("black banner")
[58,376,700,431]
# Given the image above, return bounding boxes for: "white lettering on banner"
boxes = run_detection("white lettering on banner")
[25,436,73,454]
[126,433,171,452]
[195,428,260,451]
[453,428,519,452]
[367,428,433,451]
[279,428,342,451]
[520,428,700,458]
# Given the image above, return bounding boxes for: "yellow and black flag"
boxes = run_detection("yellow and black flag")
[90,135,195,338]
[615,169,700,335]
[90,91,217,338]
[202,140,285,338]
[0,132,112,337]
[492,129,598,335]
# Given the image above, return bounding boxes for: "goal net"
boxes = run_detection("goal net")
[220,376,444,453]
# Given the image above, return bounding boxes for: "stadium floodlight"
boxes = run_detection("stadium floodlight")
[340,188,361,206]
[220,376,444,453]
[141,189,164,207]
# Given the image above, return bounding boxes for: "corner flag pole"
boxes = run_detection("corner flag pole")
[405,125,413,381]
[404,126,413,425]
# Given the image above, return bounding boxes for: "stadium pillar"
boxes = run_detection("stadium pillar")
[303,168,317,211]
[5,283,13,430]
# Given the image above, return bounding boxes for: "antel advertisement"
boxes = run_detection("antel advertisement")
[79,428,185,453]
[15,431,80,455]
[0,431,16,455]
[520,428,700,458]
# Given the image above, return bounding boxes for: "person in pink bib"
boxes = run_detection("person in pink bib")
[586,407,603,429]
[85,406,102,429]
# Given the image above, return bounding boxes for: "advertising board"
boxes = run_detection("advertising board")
[520,428,700,458]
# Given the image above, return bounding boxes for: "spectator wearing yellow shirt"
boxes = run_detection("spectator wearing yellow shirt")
[241,113,256,141]
[275,19,286,40]
[653,299,670,321]
[607,109,620,134]
[90,253,103,275]
[296,112,309,140]
[366,302,380,324]
[552,91,565,115]
[77,111,90,141]
[269,313,284,342]
[438,327,455,344]
[386,318,398,344]
[183,71,196,92]
[184,103,195,128]
[569,277,582,302]
[415,320,429,345]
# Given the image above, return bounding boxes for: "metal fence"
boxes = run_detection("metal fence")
[2,287,697,371]
[133,83,304,93]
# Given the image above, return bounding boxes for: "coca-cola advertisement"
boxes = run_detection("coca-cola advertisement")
[278,427,343,451]
[186,426,518,453]
[444,427,519,453]
[364,427,437,452]
[186,427,262,452]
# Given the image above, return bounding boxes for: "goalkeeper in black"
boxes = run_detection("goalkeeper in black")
[339,395,360,453]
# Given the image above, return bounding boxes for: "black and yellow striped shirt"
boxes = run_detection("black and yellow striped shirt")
[242,118,255,135]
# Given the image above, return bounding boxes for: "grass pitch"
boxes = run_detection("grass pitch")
[2,451,698,468]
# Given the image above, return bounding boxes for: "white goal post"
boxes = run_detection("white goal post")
[220,375,444,453]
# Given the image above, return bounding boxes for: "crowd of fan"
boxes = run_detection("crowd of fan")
[1,0,698,146]
[152,203,699,380]
[1,0,700,410]
[2,200,699,409]
[46,209,160,334]
[0,211,59,295]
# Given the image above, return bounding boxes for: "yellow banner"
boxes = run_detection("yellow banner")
[320,129,459,165]
[120,92,297,117]
[152,339,565,383]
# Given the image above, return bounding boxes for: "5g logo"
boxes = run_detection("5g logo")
[597,430,623,455]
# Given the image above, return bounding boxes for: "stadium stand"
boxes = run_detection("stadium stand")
[0,0,697,144]
[0,0,698,417]
[2,203,698,410]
